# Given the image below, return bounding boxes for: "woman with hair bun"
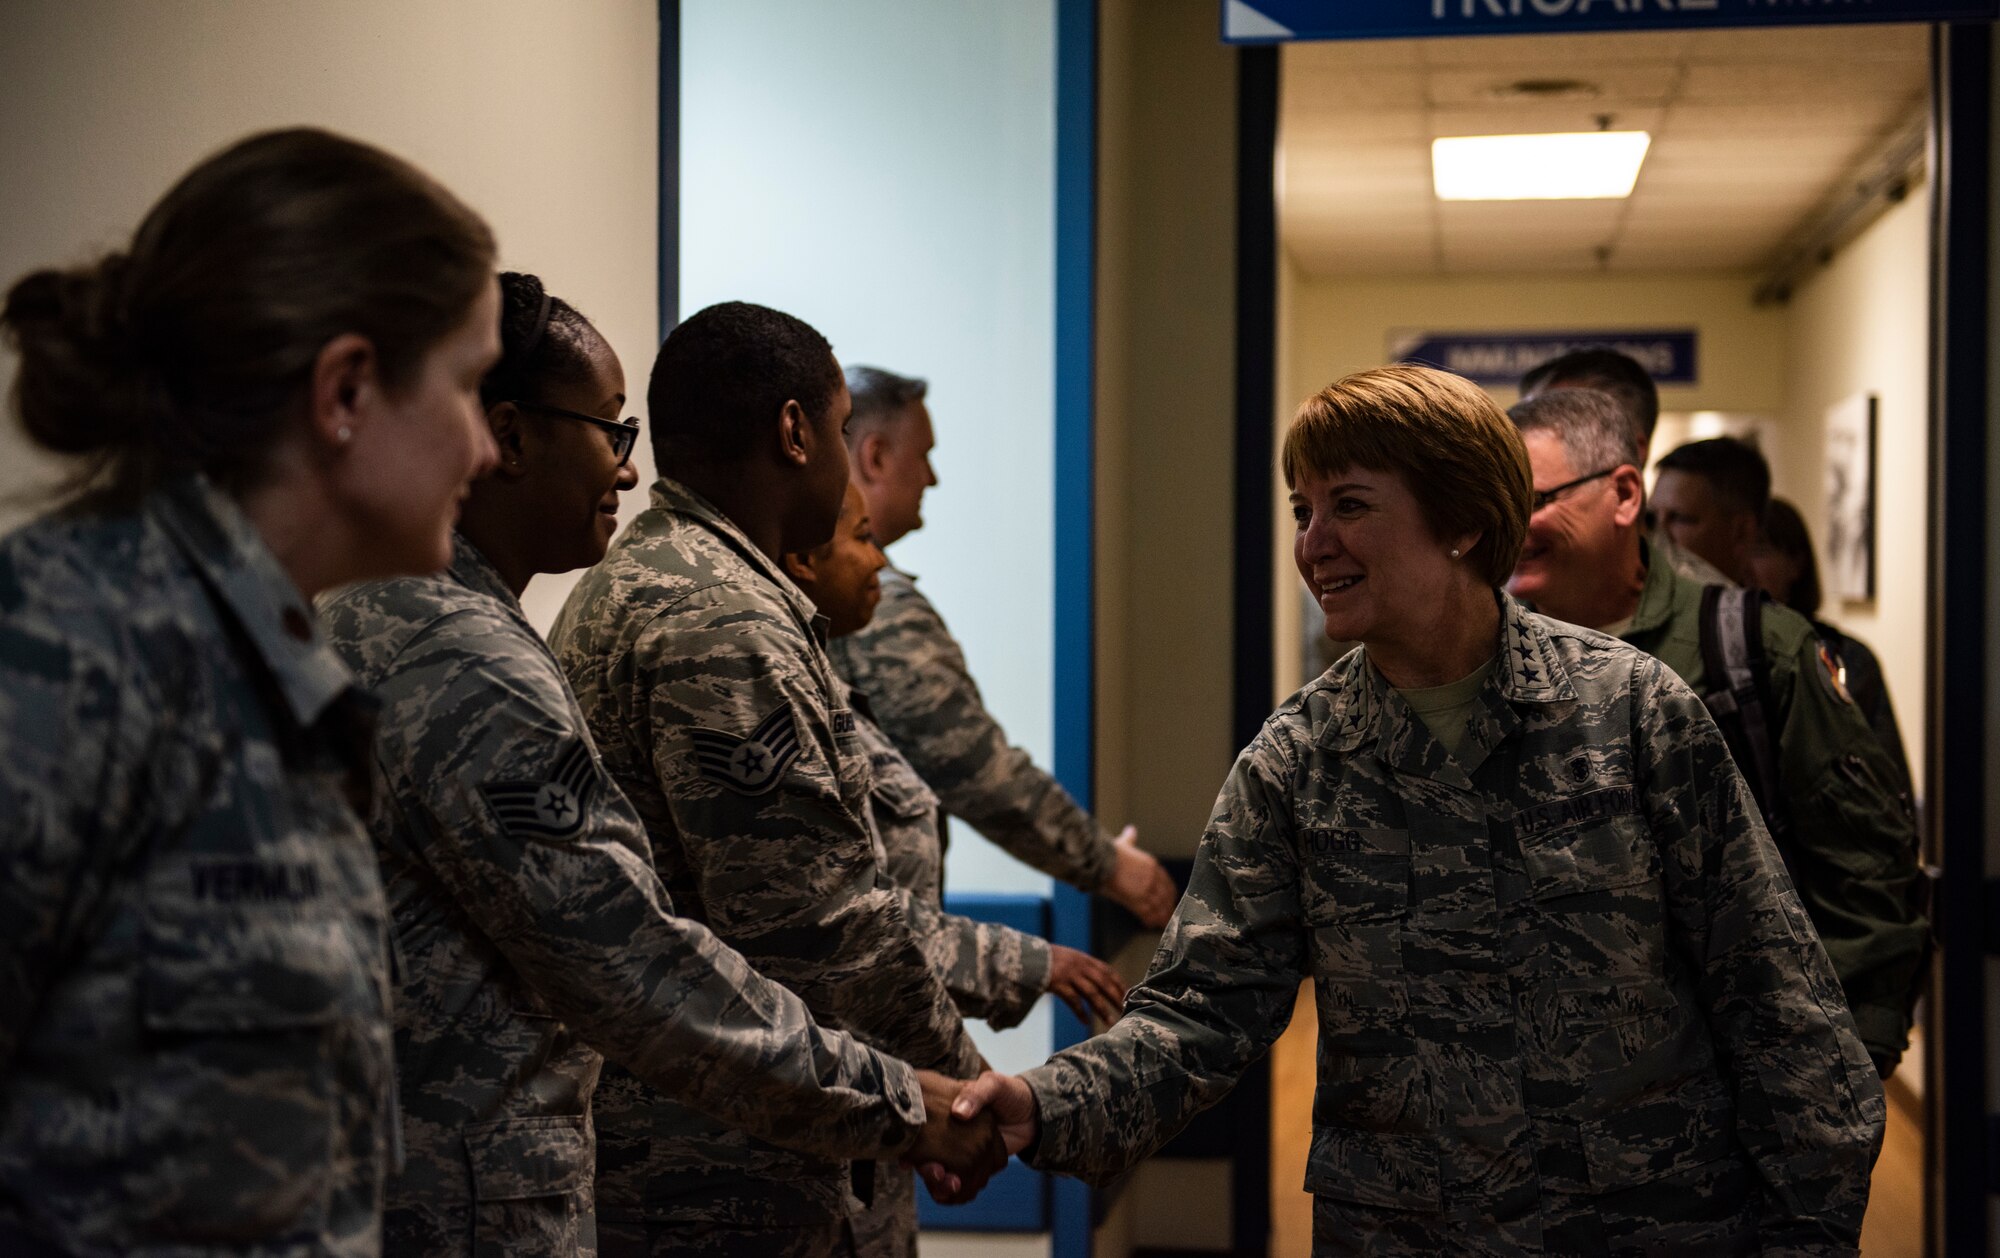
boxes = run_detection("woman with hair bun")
[0,127,501,1254]
[318,272,1005,1255]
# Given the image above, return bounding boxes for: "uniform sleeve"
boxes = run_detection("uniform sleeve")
[372,609,928,1161]
[837,584,1117,892]
[1018,735,1307,1184]
[638,603,983,1078]
[1771,632,1927,1059]
[893,886,1052,1030]
[0,606,142,1069]
[1635,655,1884,1255]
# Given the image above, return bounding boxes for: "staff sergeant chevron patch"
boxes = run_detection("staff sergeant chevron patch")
[478,738,598,840]
[689,704,802,795]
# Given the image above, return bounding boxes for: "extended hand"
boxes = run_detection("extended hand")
[908,1070,1007,1204]
[1047,944,1126,1028]
[950,1070,1040,1158]
[1103,825,1176,928]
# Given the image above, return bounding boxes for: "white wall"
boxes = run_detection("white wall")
[1775,186,1931,790]
[0,0,661,589]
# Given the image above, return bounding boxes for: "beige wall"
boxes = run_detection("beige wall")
[1093,0,1240,1252]
[1095,0,1238,868]
[1278,267,1790,418]
[1775,187,1931,790]
[0,0,660,633]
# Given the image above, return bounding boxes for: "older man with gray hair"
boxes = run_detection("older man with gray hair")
[1507,387,1927,1077]
[829,365,1178,929]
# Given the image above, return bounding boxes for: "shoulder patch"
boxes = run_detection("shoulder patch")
[688,704,803,795]
[1816,639,1855,705]
[478,739,597,841]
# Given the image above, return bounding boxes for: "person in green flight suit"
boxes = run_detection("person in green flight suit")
[1506,387,1927,1077]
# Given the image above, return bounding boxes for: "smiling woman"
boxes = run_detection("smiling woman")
[0,126,499,1256]
[948,362,1889,1258]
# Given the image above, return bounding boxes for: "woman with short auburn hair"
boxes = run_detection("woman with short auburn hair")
[946,363,1885,1256]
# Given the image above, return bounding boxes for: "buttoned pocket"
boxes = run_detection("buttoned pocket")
[1579,1072,1737,1192]
[1304,1126,1442,1211]
[466,1114,593,1257]
[1520,814,1657,901]
[133,910,378,1241]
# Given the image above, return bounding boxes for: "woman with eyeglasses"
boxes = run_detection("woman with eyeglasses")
[318,272,1003,1255]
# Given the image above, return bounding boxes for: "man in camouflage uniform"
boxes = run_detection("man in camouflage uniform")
[958,595,1884,1255]
[550,303,986,1256]
[831,365,1178,928]
[321,531,1002,1254]
[1517,346,1735,587]
[1508,388,1927,1074]
[1,474,394,1256]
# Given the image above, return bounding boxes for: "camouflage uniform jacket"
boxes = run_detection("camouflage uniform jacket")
[0,475,393,1257]
[829,567,1116,892]
[549,479,981,1227]
[319,535,928,1254]
[851,688,1051,1030]
[1023,595,1883,1257]
[1619,546,1927,1061]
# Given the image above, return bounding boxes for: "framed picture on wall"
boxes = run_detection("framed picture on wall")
[1824,392,1877,602]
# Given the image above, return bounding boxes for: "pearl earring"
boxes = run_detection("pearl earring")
[335,426,353,445]
[1449,548,1460,559]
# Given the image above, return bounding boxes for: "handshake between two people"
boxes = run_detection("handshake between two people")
[906,1070,1043,1206]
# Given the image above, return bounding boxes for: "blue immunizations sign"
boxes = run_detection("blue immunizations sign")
[1388,329,1699,386]
[1223,0,1999,43]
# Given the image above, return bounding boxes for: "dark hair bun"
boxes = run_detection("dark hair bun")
[481,270,602,410]
[2,254,164,457]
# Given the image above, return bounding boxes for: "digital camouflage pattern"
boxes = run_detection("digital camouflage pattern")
[851,691,1052,1030]
[847,693,1052,1258]
[1619,546,1927,1063]
[549,479,981,1233]
[1023,594,1883,1257]
[319,534,929,1255]
[0,475,394,1256]
[829,567,1117,892]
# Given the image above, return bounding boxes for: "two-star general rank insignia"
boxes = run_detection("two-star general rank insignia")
[689,704,802,796]
[479,739,597,840]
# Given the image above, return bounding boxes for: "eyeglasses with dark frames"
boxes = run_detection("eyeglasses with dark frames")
[1531,467,1619,513]
[509,401,642,467]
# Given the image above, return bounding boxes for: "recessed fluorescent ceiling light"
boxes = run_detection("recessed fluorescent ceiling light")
[1431,131,1651,201]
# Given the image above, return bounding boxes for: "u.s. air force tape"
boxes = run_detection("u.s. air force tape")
[688,704,802,796]
[478,738,597,840]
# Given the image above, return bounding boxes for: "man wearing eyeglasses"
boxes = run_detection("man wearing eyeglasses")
[1518,346,1735,588]
[1506,387,1927,1082]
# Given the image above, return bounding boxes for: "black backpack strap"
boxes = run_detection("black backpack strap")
[1698,585,1794,854]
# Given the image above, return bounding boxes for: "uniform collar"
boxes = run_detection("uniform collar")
[149,473,359,731]
[650,476,827,642]
[1320,591,1575,783]
[445,531,522,612]
[1624,539,1680,637]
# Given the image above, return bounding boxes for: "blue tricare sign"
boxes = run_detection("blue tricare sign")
[1223,0,1997,43]
[1388,329,1698,386]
